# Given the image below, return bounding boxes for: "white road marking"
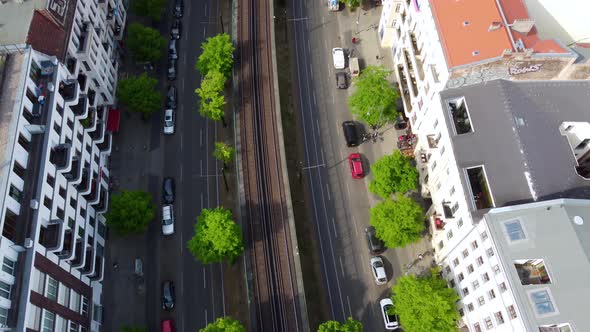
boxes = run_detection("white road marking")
[312,91,317,106]
[200,130,203,146]
[204,309,208,325]
[346,182,350,196]
[331,217,338,238]
[220,263,226,316]
[182,53,187,66]
[181,77,185,91]
[347,296,353,319]
[210,266,216,318]
[203,26,206,38]
[326,183,331,201]
[316,119,320,136]
[180,134,183,152]
[205,3,208,13]
[203,268,207,289]
[200,159,203,175]
[339,256,345,277]
[201,193,204,210]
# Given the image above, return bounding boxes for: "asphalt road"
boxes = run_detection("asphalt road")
[289,2,405,332]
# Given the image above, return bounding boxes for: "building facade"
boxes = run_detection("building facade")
[0,0,126,330]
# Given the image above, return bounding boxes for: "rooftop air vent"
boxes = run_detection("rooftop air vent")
[510,19,535,34]
[488,21,502,31]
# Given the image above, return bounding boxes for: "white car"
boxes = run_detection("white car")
[332,47,345,69]
[163,109,175,134]
[370,256,387,285]
[162,205,175,235]
[380,298,400,330]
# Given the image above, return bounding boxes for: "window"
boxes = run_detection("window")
[69,322,79,332]
[488,289,496,300]
[46,276,58,301]
[449,279,456,288]
[472,280,479,290]
[575,138,590,150]
[530,290,556,315]
[447,230,453,239]
[494,311,505,325]
[59,186,66,198]
[493,265,501,275]
[481,231,488,241]
[467,303,474,312]
[445,266,451,274]
[478,296,485,306]
[458,273,464,281]
[499,282,507,293]
[42,310,55,332]
[44,196,52,209]
[453,258,460,267]
[2,257,16,276]
[449,186,455,196]
[504,219,526,241]
[507,305,517,319]
[13,161,26,178]
[433,119,439,129]
[486,248,494,257]
[467,264,474,274]
[46,174,55,187]
[482,272,490,282]
[9,185,22,203]
[476,256,484,266]
[448,98,474,134]
[438,241,444,250]
[440,146,446,156]
[458,308,464,317]
[451,202,460,214]
[484,317,493,329]
[0,281,11,299]
[457,218,464,228]
[431,160,437,171]
[0,307,7,325]
[473,323,482,332]
[81,296,89,316]
[462,249,469,258]
[471,240,479,250]
[463,287,469,296]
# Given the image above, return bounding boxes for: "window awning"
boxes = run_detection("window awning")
[106,108,121,133]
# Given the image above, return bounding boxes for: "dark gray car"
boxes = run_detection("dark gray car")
[166,86,177,109]
[162,281,175,310]
[336,72,348,89]
[162,177,175,204]
[167,59,177,81]
[365,226,385,254]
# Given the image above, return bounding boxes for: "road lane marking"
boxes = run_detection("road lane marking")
[204,309,208,325]
[201,193,204,210]
[346,182,350,196]
[180,134,183,152]
[312,91,316,106]
[203,268,207,289]
[178,198,183,217]
[200,159,203,175]
[200,129,203,147]
[326,183,331,201]
[332,217,337,239]
[347,296,353,319]
[210,266,216,318]
[181,77,185,91]
[203,26,206,38]
[205,3,208,13]
[182,53,187,66]
[339,256,345,278]
[316,119,320,136]
[220,263,226,316]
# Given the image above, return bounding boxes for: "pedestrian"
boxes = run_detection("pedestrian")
[352,37,356,44]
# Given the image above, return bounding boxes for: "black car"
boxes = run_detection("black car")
[171,19,182,39]
[173,0,183,18]
[167,59,177,81]
[342,121,360,147]
[166,86,177,109]
[162,281,175,310]
[365,226,385,254]
[336,72,348,89]
[163,177,175,204]
[168,39,178,60]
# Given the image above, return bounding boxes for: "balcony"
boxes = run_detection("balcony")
[64,155,81,182]
[77,24,91,54]
[448,99,473,135]
[427,134,441,149]
[77,72,87,91]
[397,66,412,114]
[98,133,112,153]
[410,33,421,57]
[57,230,74,259]
[81,247,94,275]
[58,79,78,102]
[76,167,91,193]
[82,107,97,129]
[89,255,105,282]
[85,179,99,204]
[66,56,77,75]
[96,188,109,214]
[39,222,63,251]
[71,239,84,267]
[50,143,72,170]
[70,95,88,118]
[466,166,493,210]
[431,214,445,231]
[515,259,551,285]
[88,88,96,106]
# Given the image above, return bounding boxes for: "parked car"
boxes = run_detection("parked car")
[332,47,345,69]
[173,0,183,17]
[161,319,176,332]
[167,59,177,80]
[365,226,385,254]
[168,39,178,60]
[162,205,175,235]
[166,85,177,109]
[348,153,364,179]
[379,298,400,330]
[342,121,360,147]
[163,109,175,134]
[370,256,387,285]
[171,19,182,39]
[336,72,347,89]
[162,281,175,310]
[162,177,175,204]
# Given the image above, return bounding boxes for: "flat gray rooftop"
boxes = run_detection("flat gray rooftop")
[0,0,47,46]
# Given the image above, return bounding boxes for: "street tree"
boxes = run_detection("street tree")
[126,23,166,63]
[317,317,363,332]
[348,65,400,127]
[196,33,235,78]
[369,195,424,248]
[120,327,147,332]
[213,142,235,166]
[339,0,361,9]
[200,317,245,332]
[369,150,418,198]
[187,207,244,264]
[392,269,460,332]
[106,190,155,235]
[195,70,226,125]
[131,0,166,21]
[117,73,162,117]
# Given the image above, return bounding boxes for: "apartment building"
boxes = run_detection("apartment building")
[0,0,126,330]
[441,198,590,331]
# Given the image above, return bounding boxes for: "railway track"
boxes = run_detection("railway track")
[237,0,303,329]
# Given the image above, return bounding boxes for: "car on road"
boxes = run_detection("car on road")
[379,298,400,330]
[162,205,175,235]
[166,85,177,109]
[336,72,347,89]
[332,47,345,69]
[173,0,183,17]
[164,109,175,134]
[161,319,176,332]
[167,59,177,80]
[162,281,175,310]
[348,153,364,179]
[171,19,182,39]
[162,177,175,204]
[342,121,360,147]
[370,256,387,285]
[365,226,385,254]
[168,39,178,60]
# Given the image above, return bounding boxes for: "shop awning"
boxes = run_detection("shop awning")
[106,108,121,133]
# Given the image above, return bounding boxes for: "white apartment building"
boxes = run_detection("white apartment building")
[0,0,126,330]
[441,198,590,331]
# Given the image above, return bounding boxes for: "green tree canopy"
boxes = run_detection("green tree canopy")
[213,142,235,165]
[131,0,166,21]
[348,65,400,127]
[106,190,155,235]
[200,317,245,332]
[117,73,162,116]
[187,207,244,264]
[196,33,235,78]
[317,317,363,332]
[369,195,424,248]
[120,327,147,332]
[392,270,460,332]
[126,23,166,63]
[339,0,360,9]
[196,70,226,122]
[368,150,418,198]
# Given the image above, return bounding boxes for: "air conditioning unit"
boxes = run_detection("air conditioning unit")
[24,238,34,248]
[30,199,39,210]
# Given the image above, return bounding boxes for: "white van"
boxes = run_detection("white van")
[162,205,175,235]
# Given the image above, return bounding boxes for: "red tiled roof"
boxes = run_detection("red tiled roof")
[26,10,68,61]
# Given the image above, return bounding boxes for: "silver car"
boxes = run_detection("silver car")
[163,109,175,134]
[370,256,387,285]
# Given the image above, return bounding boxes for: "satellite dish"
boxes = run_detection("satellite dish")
[573,216,584,225]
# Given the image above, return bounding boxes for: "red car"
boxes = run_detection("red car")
[348,153,364,179]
